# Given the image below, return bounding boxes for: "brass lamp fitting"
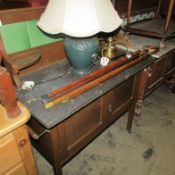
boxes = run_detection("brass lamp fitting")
[101,37,118,60]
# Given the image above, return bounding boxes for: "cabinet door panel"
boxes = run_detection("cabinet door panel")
[63,98,102,152]
[4,162,26,175]
[103,77,135,121]
[165,50,175,76]
[146,58,165,92]
[0,134,22,174]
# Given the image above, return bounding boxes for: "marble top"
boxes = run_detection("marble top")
[17,58,154,129]
[123,34,175,58]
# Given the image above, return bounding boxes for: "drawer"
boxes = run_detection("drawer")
[4,162,26,175]
[0,133,22,174]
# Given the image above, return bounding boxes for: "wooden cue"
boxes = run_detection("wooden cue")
[45,53,150,109]
[47,50,141,100]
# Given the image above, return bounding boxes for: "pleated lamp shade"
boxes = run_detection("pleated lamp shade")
[37,0,123,37]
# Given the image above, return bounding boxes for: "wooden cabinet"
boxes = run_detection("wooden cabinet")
[145,57,165,94]
[164,50,175,77]
[0,102,38,175]
[144,50,175,95]
[133,49,175,123]
[28,75,136,175]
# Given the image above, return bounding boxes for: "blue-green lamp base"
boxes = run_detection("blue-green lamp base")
[64,37,99,75]
[71,67,91,75]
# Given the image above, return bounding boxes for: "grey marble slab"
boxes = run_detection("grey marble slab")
[17,57,154,129]
[120,35,175,58]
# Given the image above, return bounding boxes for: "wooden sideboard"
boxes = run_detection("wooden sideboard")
[145,49,175,95]
[28,75,137,175]
[0,102,38,175]
[0,6,174,175]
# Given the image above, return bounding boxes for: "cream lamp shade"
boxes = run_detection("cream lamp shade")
[37,0,123,37]
[38,0,123,75]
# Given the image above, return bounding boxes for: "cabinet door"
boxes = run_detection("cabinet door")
[60,98,103,160]
[145,57,166,93]
[4,163,27,175]
[164,50,175,77]
[0,133,22,174]
[102,76,135,124]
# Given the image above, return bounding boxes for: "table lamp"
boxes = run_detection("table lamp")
[38,0,122,75]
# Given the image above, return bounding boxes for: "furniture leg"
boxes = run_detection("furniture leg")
[133,68,150,126]
[133,99,143,127]
[127,102,136,133]
[50,128,63,175]
[127,68,148,133]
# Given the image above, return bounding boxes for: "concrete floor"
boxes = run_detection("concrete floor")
[33,85,175,175]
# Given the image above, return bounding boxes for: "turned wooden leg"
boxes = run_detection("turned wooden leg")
[133,99,143,127]
[127,68,149,133]
[127,102,136,133]
[127,99,144,133]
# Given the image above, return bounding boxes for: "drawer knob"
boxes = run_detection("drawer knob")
[19,139,26,147]
[148,72,152,77]
[108,104,113,113]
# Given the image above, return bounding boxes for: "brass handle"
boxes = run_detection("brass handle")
[27,126,50,140]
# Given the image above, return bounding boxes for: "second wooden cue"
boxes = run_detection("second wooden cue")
[45,53,149,109]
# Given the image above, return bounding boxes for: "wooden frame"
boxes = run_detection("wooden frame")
[125,0,175,40]
[0,7,66,86]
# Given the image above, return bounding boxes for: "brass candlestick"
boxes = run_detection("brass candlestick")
[102,37,118,60]
[101,36,127,60]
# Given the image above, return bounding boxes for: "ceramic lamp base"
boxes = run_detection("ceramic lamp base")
[64,37,99,75]
[70,67,91,76]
